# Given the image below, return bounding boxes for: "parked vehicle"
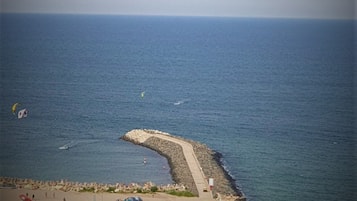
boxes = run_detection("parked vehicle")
[123,197,143,201]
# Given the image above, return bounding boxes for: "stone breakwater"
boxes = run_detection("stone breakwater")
[121,129,245,200]
[145,137,198,194]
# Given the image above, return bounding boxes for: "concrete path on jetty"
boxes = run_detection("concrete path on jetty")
[123,129,214,200]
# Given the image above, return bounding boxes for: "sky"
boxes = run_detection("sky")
[1,0,356,19]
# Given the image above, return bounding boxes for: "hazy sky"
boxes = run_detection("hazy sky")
[1,0,356,19]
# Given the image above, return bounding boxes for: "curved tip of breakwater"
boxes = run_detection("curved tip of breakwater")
[121,129,246,200]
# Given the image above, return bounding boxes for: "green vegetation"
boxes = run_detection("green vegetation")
[77,185,190,196]
[79,187,95,192]
[106,187,116,193]
[79,186,160,194]
[150,186,158,192]
[166,190,195,197]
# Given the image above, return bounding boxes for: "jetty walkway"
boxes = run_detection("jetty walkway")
[123,129,214,200]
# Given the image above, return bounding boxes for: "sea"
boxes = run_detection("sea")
[0,14,355,201]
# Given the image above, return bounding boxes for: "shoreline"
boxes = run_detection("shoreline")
[0,188,207,201]
[1,129,246,201]
[0,177,182,193]
[212,151,243,196]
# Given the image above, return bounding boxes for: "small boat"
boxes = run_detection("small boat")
[59,145,69,150]
[59,141,76,150]
[174,100,184,105]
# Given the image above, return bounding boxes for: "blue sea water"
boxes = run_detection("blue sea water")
[0,14,355,201]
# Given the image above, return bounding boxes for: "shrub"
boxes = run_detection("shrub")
[166,190,195,197]
[79,187,95,192]
[150,186,158,192]
[106,187,116,193]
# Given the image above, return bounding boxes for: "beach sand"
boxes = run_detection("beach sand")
[1,188,211,201]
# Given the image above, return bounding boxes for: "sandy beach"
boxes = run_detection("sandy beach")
[0,188,213,201]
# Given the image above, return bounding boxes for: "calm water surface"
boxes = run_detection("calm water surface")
[1,14,355,201]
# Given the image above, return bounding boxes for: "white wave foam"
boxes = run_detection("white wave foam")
[173,99,190,106]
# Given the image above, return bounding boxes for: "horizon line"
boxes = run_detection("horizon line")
[1,11,356,21]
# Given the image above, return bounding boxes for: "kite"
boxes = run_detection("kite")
[11,103,19,114]
[11,102,28,119]
[141,91,145,98]
[17,109,28,119]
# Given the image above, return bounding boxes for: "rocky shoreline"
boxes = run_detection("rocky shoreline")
[189,139,244,197]
[0,176,184,193]
[121,129,245,199]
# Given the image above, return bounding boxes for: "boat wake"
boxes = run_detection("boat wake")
[58,141,77,150]
[173,99,190,106]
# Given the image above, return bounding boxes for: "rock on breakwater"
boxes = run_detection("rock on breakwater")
[188,138,244,197]
[121,129,245,200]
[121,130,198,196]
[144,137,198,195]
